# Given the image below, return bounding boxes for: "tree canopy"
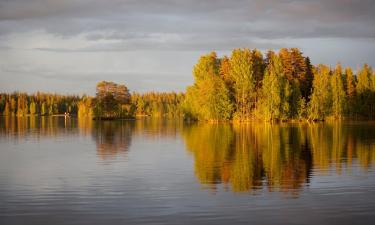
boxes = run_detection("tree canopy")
[2,48,375,122]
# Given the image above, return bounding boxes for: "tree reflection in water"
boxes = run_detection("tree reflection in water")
[182,122,375,194]
[91,120,134,160]
[1,117,374,194]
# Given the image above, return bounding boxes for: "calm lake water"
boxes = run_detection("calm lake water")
[0,117,375,225]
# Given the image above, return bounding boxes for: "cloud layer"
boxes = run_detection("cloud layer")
[0,0,374,93]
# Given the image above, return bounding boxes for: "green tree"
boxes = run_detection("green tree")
[331,64,347,118]
[356,64,373,117]
[309,65,332,120]
[41,102,47,115]
[183,52,233,121]
[357,64,372,93]
[3,101,10,116]
[29,101,37,115]
[345,67,356,116]
[94,81,132,119]
[259,54,291,121]
[228,48,255,120]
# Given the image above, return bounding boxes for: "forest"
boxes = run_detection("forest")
[184,48,375,121]
[0,82,184,120]
[1,48,374,121]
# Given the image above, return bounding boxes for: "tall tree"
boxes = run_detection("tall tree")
[183,52,233,121]
[356,64,374,118]
[229,48,255,120]
[331,63,347,118]
[345,67,356,116]
[29,101,37,115]
[3,101,10,116]
[309,65,332,120]
[259,54,290,121]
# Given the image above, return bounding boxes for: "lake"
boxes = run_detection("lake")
[0,116,374,225]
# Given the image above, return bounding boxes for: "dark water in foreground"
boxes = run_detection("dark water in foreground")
[0,117,375,225]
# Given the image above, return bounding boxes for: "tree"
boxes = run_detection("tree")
[279,48,311,100]
[29,101,37,115]
[331,63,347,118]
[78,96,94,118]
[183,52,233,121]
[94,81,132,119]
[251,48,265,88]
[308,65,332,120]
[228,48,255,120]
[3,101,10,116]
[357,64,372,93]
[304,57,314,100]
[356,64,373,117]
[41,102,47,115]
[259,54,290,121]
[345,67,356,116]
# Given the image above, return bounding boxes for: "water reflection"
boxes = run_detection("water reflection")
[182,122,375,194]
[1,117,375,194]
[0,116,182,160]
[0,116,78,139]
[0,116,135,160]
[92,120,134,160]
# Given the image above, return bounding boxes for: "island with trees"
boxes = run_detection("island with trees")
[1,48,374,122]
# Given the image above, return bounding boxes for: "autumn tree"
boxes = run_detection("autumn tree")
[183,52,233,121]
[308,65,332,120]
[29,101,37,115]
[94,81,132,119]
[331,64,347,118]
[344,67,356,116]
[228,48,255,120]
[356,64,374,118]
[259,54,291,121]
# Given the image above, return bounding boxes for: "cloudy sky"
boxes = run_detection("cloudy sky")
[0,0,374,94]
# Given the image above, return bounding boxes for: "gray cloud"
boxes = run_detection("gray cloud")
[0,0,374,41]
[0,0,374,93]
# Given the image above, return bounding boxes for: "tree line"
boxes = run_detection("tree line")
[0,83,184,119]
[77,81,184,119]
[183,48,375,121]
[0,92,80,116]
[1,48,374,121]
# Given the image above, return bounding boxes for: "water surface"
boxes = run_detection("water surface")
[0,117,374,225]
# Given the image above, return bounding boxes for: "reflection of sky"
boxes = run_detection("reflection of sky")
[1,0,375,94]
[1,134,374,225]
[0,121,375,224]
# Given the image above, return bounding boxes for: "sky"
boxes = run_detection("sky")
[0,0,374,95]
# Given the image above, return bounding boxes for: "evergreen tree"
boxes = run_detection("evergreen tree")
[251,48,265,88]
[304,57,314,100]
[356,64,373,117]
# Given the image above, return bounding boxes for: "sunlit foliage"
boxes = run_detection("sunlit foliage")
[181,122,375,194]
[181,48,375,121]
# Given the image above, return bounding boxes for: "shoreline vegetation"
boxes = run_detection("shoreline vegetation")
[1,48,374,122]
